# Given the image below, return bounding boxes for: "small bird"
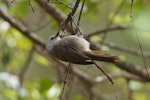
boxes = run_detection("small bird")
[46,32,118,65]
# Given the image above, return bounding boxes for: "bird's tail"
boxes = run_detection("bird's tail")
[83,51,119,63]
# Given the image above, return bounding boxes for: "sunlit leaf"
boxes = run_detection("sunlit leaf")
[38,78,54,94]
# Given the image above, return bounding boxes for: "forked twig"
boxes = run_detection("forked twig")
[92,60,114,84]
[61,0,80,32]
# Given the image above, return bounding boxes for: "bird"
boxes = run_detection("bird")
[46,32,118,65]
[46,31,119,84]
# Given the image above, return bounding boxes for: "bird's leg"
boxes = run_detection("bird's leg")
[69,14,83,36]
[60,63,72,100]
[92,60,114,84]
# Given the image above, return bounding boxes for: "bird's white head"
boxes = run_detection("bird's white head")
[46,32,61,52]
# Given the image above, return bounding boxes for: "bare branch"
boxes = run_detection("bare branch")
[115,61,150,81]
[86,25,127,39]
[103,41,150,58]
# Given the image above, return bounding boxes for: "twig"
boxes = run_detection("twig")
[135,33,150,79]
[60,0,81,32]
[69,15,82,34]
[86,25,127,39]
[129,0,150,79]
[77,0,86,27]
[47,0,72,9]
[92,60,114,84]
[28,0,35,13]
[60,63,72,100]
[18,46,34,85]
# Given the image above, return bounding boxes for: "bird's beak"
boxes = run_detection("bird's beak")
[55,32,60,38]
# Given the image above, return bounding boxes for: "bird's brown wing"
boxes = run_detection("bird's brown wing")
[52,41,92,64]
[83,50,119,63]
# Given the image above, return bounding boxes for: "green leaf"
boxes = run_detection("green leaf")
[38,78,54,94]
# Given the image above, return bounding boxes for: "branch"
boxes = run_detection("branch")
[115,61,150,81]
[103,41,150,58]
[86,25,127,39]
[0,9,45,48]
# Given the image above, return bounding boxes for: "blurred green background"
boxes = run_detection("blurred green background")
[0,0,150,100]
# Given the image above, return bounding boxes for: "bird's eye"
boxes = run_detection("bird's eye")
[51,37,54,40]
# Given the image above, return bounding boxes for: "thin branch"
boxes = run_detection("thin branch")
[77,0,86,27]
[86,25,127,39]
[60,0,81,32]
[102,41,150,58]
[28,0,35,13]
[92,60,114,84]
[136,33,150,78]
[129,0,150,79]
[60,63,72,100]
[47,0,72,9]
[18,46,34,85]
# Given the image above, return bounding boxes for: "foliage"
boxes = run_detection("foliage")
[0,0,150,100]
